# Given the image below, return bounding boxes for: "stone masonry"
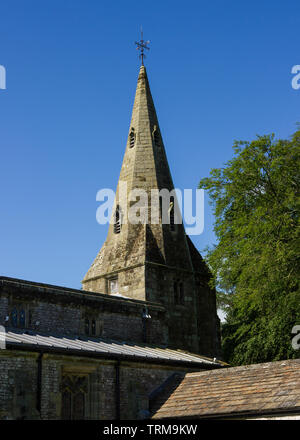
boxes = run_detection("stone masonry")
[82,65,221,357]
[0,64,223,420]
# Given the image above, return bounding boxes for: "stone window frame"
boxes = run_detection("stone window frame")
[107,275,119,295]
[129,127,135,148]
[169,197,176,232]
[61,373,89,420]
[113,205,122,234]
[83,316,103,337]
[152,125,160,147]
[8,302,32,329]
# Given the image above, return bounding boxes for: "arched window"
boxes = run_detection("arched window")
[61,375,87,420]
[114,205,121,234]
[129,128,135,148]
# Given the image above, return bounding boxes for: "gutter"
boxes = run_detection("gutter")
[6,341,224,370]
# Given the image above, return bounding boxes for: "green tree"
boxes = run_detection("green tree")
[199,129,300,365]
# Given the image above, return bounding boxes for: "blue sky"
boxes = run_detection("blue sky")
[0,0,299,289]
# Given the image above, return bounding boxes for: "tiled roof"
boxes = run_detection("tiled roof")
[152,359,300,419]
[4,328,224,368]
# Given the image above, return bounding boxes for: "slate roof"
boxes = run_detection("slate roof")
[3,328,224,368]
[152,359,300,419]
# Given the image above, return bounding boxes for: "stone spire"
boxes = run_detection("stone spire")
[82,65,192,296]
[82,65,221,357]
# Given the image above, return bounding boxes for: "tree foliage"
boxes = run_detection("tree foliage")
[199,129,300,365]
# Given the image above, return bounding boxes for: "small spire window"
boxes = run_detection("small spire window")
[169,197,175,232]
[114,205,122,234]
[159,196,163,219]
[129,128,135,148]
[152,125,160,146]
[154,130,159,146]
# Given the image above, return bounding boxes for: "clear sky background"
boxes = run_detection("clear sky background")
[0,0,299,290]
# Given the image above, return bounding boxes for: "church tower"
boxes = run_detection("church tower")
[82,64,220,357]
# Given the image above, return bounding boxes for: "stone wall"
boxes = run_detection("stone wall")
[0,350,39,420]
[0,350,200,420]
[0,277,167,345]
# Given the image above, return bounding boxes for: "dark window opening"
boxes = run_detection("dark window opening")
[11,308,18,327]
[159,196,163,219]
[170,196,175,231]
[154,129,160,146]
[84,317,99,336]
[19,309,26,327]
[61,375,87,420]
[114,205,121,234]
[129,128,135,148]
[11,307,28,328]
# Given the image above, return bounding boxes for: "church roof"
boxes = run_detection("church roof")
[4,328,224,368]
[151,359,300,419]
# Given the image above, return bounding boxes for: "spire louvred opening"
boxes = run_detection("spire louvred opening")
[114,205,122,234]
[129,128,135,148]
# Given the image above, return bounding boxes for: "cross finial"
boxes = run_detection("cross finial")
[135,27,150,65]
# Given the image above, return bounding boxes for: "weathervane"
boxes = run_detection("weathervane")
[135,27,150,65]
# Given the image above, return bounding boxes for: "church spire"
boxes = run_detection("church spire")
[82,61,220,357]
[82,62,193,295]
